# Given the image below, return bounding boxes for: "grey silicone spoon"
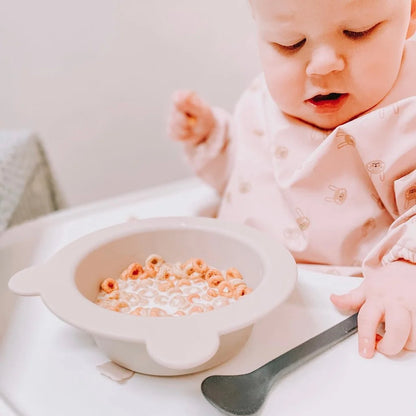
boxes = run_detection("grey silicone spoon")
[201,313,358,415]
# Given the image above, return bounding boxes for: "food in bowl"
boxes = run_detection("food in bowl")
[96,254,253,317]
[8,216,297,375]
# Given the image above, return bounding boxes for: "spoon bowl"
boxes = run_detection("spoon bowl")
[202,373,271,415]
[201,313,358,415]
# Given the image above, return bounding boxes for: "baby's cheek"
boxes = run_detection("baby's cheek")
[266,74,300,111]
[262,58,303,107]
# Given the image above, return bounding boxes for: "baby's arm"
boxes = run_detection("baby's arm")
[332,186,416,358]
[330,100,416,357]
[167,90,233,194]
[332,203,416,359]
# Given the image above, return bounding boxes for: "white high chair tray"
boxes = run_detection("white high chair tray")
[0,178,415,416]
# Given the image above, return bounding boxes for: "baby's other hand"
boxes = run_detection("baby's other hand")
[330,261,416,359]
[167,90,215,145]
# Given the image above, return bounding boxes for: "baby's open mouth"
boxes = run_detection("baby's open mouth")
[310,93,345,103]
[306,93,348,110]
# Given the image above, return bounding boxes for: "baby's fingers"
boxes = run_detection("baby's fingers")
[330,284,365,312]
[167,111,194,141]
[377,306,411,356]
[173,90,202,115]
[357,301,384,358]
[172,90,194,106]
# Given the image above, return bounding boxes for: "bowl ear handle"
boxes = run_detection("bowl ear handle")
[8,265,44,296]
[146,324,219,370]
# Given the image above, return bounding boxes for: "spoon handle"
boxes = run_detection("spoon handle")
[258,313,358,382]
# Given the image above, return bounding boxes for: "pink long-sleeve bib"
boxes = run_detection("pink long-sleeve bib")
[185,41,416,275]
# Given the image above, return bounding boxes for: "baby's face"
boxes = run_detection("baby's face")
[251,0,415,129]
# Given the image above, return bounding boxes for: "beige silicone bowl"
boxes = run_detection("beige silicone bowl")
[8,216,297,376]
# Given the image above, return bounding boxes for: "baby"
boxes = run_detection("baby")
[168,0,416,359]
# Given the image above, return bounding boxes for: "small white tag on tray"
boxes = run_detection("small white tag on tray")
[97,361,134,382]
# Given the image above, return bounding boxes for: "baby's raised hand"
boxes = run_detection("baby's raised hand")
[331,261,416,358]
[167,90,215,145]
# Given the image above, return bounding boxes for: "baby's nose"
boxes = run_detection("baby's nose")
[306,45,345,76]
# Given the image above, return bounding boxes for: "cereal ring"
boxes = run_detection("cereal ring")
[169,295,189,309]
[192,258,208,274]
[189,305,204,314]
[233,285,246,299]
[129,307,144,316]
[138,296,149,306]
[136,307,151,317]
[218,281,234,298]
[183,258,208,275]
[183,262,196,276]
[187,293,201,303]
[168,288,183,296]
[107,290,120,300]
[176,278,191,287]
[154,295,169,306]
[138,288,158,299]
[120,263,144,280]
[208,273,225,288]
[121,292,142,306]
[150,307,168,317]
[191,277,206,285]
[205,268,221,278]
[100,278,119,293]
[157,281,174,292]
[189,272,203,280]
[207,288,218,298]
[173,310,186,317]
[142,268,157,278]
[229,278,246,288]
[243,287,253,295]
[99,300,121,311]
[171,263,186,279]
[205,269,224,282]
[145,254,164,269]
[96,299,113,307]
[182,286,201,295]
[226,267,243,280]
[157,264,172,280]
[137,279,154,289]
[117,301,129,310]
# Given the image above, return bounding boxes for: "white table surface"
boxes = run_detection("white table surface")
[1,178,415,416]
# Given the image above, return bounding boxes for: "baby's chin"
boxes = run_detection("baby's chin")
[291,112,361,131]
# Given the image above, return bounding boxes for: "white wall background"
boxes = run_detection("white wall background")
[0,0,260,206]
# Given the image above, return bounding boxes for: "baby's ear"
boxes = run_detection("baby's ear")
[406,0,416,38]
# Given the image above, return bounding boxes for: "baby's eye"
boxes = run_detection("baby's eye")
[343,25,377,39]
[272,38,306,53]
